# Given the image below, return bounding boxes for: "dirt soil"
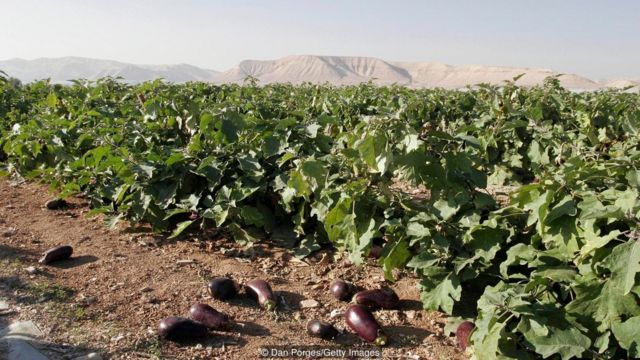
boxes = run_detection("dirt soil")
[0,178,466,360]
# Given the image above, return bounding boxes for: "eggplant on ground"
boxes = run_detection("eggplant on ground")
[208,277,238,300]
[456,321,475,351]
[307,319,339,340]
[189,303,230,329]
[354,288,399,309]
[158,316,209,341]
[39,245,73,264]
[330,279,356,302]
[245,279,277,311]
[344,304,387,346]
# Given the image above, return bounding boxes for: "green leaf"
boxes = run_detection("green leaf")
[433,198,459,221]
[531,267,577,283]
[219,111,245,142]
[46,92,58,108]
[472,317,506,360]
[293,235,322,259]
[578,225,621,262]
[500,244,537,278]
[627,170,640,188]
[105,213,123,230]
[612,316,640,357]
[228,223,259,246]
[165,152,186,166]
[523,326,590,360]
[163,208,189,220]
[406,252,439,270]
[394,152,446,187]
[527,140,550,165]
[607,240,640,295]
[324,195,353,246]
[614,188,638,214]
[419,272,461,313]
[356,131,390,173]
[168,220,194,239]
[567,280,640,332]
[240,206,264,227]
[464,225,506,262]
[300,159,328,191]
[544,196,576,224]
[381,239,411,281]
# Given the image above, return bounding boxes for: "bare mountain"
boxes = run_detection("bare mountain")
[0,57,219,83]
[217,55,412,85]
[604,79,640,89]
[218,55,603,90]
[0,55,635,90]
[395,61,601,89]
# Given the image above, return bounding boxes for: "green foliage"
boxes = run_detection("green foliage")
[1,78,639,358]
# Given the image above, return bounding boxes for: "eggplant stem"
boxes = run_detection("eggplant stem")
[375,335,388,346]
[264,300,276,312]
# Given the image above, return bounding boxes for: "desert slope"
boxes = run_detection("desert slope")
[395,62,601,89]
[604,79,640,89]
[217,55,412,85]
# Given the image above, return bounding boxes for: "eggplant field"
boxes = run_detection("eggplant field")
[1,72,640,359]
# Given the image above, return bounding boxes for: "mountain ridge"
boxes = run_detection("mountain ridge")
[1,55,638,90]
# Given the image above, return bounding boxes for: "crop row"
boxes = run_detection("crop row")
[1,74,639,359]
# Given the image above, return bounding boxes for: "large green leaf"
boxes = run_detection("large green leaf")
[612,316,640,357]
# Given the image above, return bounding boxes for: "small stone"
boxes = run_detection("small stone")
[74,353,103,360]
[3,320,44,340]
[405,310,417,321]
[2,227,16,237]
[329,309,344,319]
[300,299,320,309]
[0,298,9,311]
[24,266,38,275]
[78,295,96,305]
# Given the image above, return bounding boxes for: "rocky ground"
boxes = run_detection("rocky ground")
[0,178,465,360]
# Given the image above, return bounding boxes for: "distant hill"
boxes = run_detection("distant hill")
[0,57,219,83]
[1,55,637,90]
[603,79,640,89]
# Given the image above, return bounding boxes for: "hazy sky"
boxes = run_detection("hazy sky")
[1,0,638,80]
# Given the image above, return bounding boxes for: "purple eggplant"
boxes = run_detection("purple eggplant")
[208,277,238,300]
[245,279,277,311]
[368,245,383,259]
[345,304,387,345]
[354,288,399,309]
[330,279,355,302]
[306,319,339,340]
[189,303,230,329]
[158,316,208,341]
[39,245,73,264]
[456,321,475,351]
